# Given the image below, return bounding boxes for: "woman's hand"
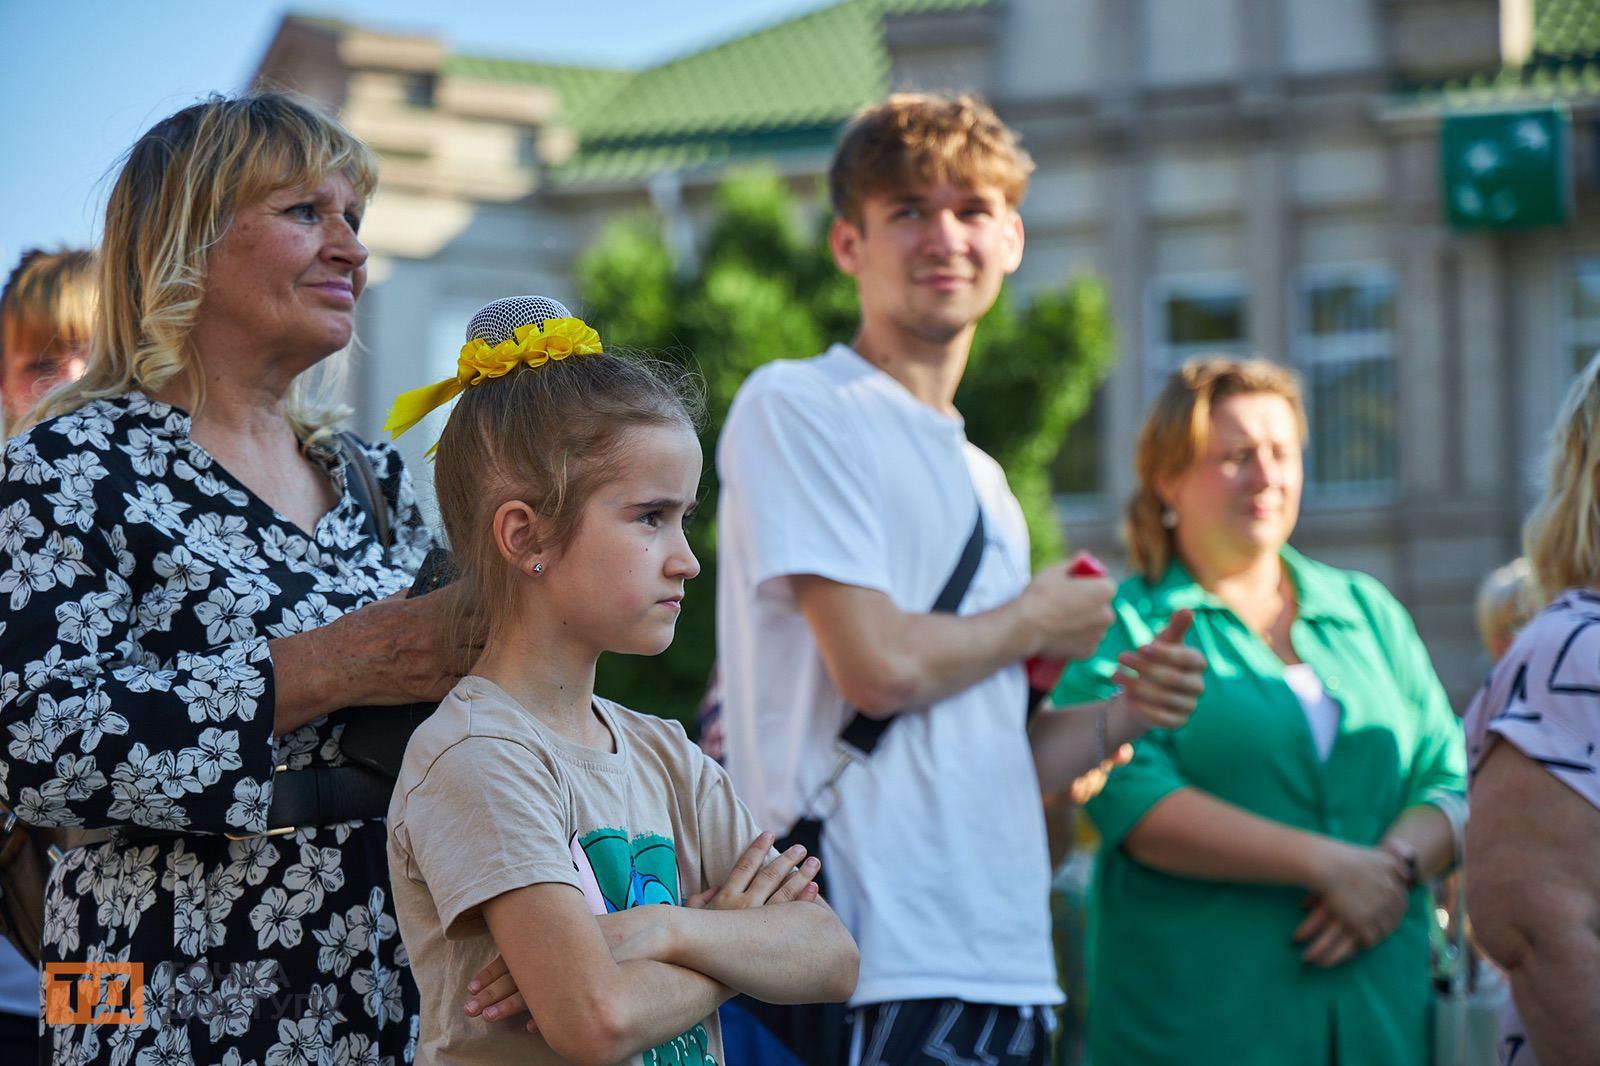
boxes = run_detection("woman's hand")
[1110,610,1206,731]
[1302,840,1409,953]
[269,584,484,734]
[329,586,484,705]
[685,833,821,910]
[1292,900,1364,968]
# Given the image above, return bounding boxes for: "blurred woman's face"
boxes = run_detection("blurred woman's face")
[1162,391,1303,570]
[197,172,368,374]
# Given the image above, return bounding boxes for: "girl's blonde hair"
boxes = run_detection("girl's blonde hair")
[433,350,705,638]
[26,92,377,443]
[1525,354,1600,599]
[1126,357,1307,582]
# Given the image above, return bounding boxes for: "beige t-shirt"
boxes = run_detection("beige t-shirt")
[387,675,765,1066]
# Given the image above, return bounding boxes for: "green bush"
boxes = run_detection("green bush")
[579,168,1115,724]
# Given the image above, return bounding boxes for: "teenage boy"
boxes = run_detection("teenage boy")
[717,94,1204,1064]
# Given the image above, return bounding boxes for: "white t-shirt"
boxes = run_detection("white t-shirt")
[716,345,1062,1009]
[1282,663,1341,762]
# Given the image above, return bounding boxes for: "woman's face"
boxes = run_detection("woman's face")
[1162,391,1303,571]
[198,172,368,371]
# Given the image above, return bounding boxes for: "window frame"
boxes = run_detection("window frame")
[1289,261,1399,506]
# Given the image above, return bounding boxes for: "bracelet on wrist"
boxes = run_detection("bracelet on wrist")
[1380,839,1420,887]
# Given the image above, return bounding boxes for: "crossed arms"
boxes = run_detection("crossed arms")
[476,835,858,1066]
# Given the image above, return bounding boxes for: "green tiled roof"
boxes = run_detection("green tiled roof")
[441,0,996,186]
[1400,0,1600,109]
[1535,0,1600,59]
[442,56,631,125]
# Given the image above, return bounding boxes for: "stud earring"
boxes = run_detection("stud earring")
[530,561,544,575]
[1160,508,1179,530]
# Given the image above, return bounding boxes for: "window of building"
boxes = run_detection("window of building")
[1566,256,1600,377]
[1145,276,1248,399]
[1050,394,1102,501]
[1292,266,1397,501]
[403,73,436,109]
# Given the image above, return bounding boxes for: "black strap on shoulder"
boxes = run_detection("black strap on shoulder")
[339,431,392,550]
[837,505,986,758]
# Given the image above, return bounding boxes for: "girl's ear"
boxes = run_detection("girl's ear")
[491,499,544,573]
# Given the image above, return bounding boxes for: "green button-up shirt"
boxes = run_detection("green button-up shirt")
[1052,547,1466,1066]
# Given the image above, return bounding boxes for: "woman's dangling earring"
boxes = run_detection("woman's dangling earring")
[1160,507,1179,530]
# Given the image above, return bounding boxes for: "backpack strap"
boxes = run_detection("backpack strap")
[339,431,392,550]
[835,504,987,759]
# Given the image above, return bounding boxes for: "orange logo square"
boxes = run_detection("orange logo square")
[44,962,144,1025]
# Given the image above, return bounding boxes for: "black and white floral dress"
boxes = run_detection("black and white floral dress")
[0,392,435,1065]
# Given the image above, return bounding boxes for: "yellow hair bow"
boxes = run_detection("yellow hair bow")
[384,316,603,440]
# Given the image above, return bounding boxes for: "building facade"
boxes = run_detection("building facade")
[256,0,1600,704]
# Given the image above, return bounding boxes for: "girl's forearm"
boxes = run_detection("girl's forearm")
[601,960,732,1063]
[665,901,859,1004]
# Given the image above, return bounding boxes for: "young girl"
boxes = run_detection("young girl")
[384,298,859,1066]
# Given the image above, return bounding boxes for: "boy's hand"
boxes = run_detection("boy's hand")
[687,832,821,910]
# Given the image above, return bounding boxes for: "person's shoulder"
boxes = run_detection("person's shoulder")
[601,699,701,766]
[733,348,851,409]
[603,698,691,745]
[1287,549,1406,620]
[402,680,544,779]
[1510,589,1600,661]
[345,431,409,483]
[4,394,159,486]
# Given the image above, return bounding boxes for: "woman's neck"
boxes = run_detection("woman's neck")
[1185,546,1299,659]
[472,619,609,749]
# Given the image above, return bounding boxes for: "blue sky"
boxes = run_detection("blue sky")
[0,0,827,274]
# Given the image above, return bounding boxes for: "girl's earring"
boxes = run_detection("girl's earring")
[1160,507,1179,530]
[530,561,545,575]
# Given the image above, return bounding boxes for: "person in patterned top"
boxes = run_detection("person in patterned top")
[0,92,476,1065]
[1464,354,1600,1066]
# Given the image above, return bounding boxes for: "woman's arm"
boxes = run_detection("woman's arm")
[482,884,732,1066]
[267,584,481,735]
[1123,787,1409,947]
[1467,741,1600,1065]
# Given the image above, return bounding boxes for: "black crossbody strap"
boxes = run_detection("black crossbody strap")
[836,504,986,758]
[339,432,392,550]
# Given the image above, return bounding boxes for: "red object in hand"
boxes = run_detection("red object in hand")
[1067,550,1108,578]
[1025,553,1110,695]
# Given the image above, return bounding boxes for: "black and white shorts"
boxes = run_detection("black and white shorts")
[847,998,1057,1066]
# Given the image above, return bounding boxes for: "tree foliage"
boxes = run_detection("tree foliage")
[577,168,1114,724]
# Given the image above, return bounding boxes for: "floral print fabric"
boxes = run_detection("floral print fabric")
[0,392,434,1065]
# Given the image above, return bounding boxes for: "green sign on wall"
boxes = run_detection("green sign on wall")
[1440,107,1570,230]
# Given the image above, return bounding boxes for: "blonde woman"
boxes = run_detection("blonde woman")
[1464,358,1600,1065]
[1052,358,1466,1066]
[0,94,472,1063]
[1,248,95,434]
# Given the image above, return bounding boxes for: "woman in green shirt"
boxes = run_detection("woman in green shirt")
[1053,358,1465,1066]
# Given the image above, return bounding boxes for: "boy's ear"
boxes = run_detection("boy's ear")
[491,499,544,572]
[1001,209,1025,275]
[828,215,864,277]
